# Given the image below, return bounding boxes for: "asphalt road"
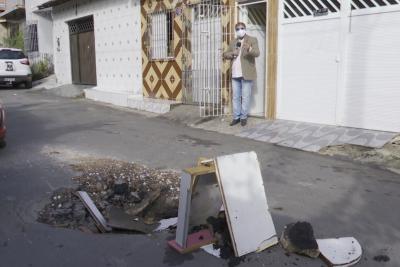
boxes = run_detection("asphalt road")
[0,88,399,267]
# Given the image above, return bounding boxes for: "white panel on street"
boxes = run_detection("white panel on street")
[215,151,277,257]
[317,237,362,267]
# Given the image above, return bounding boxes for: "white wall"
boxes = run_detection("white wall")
[52,0,142,95]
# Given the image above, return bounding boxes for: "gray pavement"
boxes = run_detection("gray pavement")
[0,88,399,267]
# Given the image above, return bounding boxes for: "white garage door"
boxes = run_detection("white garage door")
[278,0,341,125]
[278,0,400,132]
[339,4,400,132]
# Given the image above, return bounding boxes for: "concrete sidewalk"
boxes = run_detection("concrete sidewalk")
[162,105,398,152]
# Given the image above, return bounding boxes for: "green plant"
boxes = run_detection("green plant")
[31,59,53,81]
[2,30,24,50]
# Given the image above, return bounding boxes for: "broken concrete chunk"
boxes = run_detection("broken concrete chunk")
[126,188,161,216]
[113,180,129,195]
[280,222,320,258]
[130,191,142,203]
[317,237,362,267]
[107,206,159,234]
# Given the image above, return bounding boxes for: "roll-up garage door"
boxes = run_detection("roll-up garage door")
[339,3,400,132]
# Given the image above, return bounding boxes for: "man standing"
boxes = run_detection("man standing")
[223,22,260,126]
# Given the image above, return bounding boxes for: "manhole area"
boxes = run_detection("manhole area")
[37,158,180,233]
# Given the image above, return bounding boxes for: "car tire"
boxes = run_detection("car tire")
[0,140,6,149]
[25,80,32,89]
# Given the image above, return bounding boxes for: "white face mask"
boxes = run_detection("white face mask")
[236,29,246,39]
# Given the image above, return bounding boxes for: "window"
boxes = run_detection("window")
[0,49,26,59]
[149,10,174,60]
[24,23,39,52]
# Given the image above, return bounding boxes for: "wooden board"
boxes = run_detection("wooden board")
[317,237,362,267]
[168,229,216,254]
[175,172,193,247]
[215,151,278,257]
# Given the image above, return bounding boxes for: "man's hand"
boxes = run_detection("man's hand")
[242,42,251,52]
[232,49,240,58]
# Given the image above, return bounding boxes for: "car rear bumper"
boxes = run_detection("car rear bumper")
[0,75,32,84]
[0,126,5,140]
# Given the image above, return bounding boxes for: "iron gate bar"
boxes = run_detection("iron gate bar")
[179,3,232,117]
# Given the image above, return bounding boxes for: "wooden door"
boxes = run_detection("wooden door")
[69,16,97,85]
[78,31,97,85]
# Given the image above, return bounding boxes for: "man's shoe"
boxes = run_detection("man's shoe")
[241,119,247,126]
[230,119,240,126]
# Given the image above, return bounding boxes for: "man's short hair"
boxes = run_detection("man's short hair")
[235,22,246,29]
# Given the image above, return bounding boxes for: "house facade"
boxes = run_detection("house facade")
[22,0,400,132]
[35,0,143,107]
[24,0,53,57]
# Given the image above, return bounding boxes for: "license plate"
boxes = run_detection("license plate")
[4,78,15,82]
[6,62,14,71]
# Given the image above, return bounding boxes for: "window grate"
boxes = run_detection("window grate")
[69,18,94,34]
[284,0,400,19]
[24,22,39,52]
[283,0,340,19]
[351,0,400,10]
[147,10,175,60]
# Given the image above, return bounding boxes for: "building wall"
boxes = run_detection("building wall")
[25,0,54,55]
[5,0,24,10]
[52,0,142,95]
[0,23,8,46]
[141,0,232,101]
[141,0,185,100]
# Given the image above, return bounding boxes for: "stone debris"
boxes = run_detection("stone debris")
[280,222,320,258]
[320,135,400,174]
[38,158,180,232]
[206,212,237,260]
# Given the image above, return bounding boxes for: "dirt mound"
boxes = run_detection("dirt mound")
[38,158,180,232]
[319,135,400,174]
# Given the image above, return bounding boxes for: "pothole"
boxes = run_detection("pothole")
[38,158,180,233]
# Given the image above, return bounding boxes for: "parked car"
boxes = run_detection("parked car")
[0,48,32,88]
[0,103,5,148]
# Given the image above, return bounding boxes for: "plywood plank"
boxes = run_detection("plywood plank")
[215,151,277,257]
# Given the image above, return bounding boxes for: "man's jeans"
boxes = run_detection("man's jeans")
[232,78,253,120]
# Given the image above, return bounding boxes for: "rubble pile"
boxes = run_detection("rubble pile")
[38,158,180,231]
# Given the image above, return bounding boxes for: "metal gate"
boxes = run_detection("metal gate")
[69,16,97,85]
[182,3,233,117]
